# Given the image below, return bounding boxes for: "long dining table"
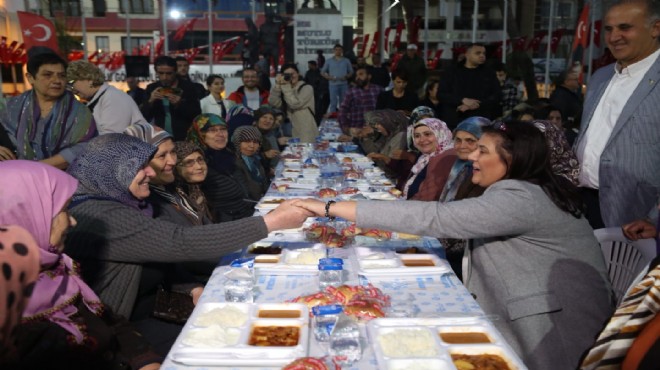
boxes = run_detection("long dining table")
[161,120,527,370]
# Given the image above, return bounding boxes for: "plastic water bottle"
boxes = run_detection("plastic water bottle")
[312,304,343,342]
[223,258,255,303]
[318,263,343,290]
[329,313,362,366]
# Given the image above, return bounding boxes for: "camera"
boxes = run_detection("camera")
[283,73,292,81]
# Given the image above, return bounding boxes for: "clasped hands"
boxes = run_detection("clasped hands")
[262,198,329,232]
[457,98,480,112]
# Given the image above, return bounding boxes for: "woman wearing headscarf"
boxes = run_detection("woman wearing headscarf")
[232,126,269,201]
[0,225,39,361]
[0,160,161,370]
[187,113,255,221]
[363,109,409,179]
[402,118,456,200]
[65,134,308,321]
[174,141,213,222]
[529,119,580,186]
[225,104,255,140]
[439,116,491,279]
[253,106,280,176]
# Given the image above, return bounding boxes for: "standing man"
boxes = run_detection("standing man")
[337,65,383,135]
[395,44,427,96]
[369,53,391,89]
[0,51,96,168]
[438,43,501,129]
[549,70,583,127]
[141,56,202,141]
[175,56,207,99]
[321,44,353,114]
[227,67,270,111]
[575,0,660,229]
[494,63,520,117]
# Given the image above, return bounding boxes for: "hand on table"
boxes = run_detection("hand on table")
[264,149,280,159]
[622,219,657,240]
[0,146,16,160]
[263,199,314,232]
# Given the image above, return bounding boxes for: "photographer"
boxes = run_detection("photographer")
[269,63,319,143]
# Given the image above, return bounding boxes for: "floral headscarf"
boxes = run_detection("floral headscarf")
[0,160,103,344]
[531,120,580,186]
[403,118,454,197]
[186,113,227,149]
[409,106,436,125]
[68,134,157,216]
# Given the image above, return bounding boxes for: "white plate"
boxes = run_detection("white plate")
[255,196,289,211]
[170,303,310,367]
[248,243,327,275]
[355,247,452,277]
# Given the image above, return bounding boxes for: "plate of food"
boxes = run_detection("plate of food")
[354,247,451,277]
[246,242,327,275]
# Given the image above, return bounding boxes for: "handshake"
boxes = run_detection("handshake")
[262,199,351,233]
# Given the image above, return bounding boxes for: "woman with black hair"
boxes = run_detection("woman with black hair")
[293,121,613,370]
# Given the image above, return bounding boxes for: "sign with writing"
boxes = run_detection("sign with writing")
[293,13,342,75]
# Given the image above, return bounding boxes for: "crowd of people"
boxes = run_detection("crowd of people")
[0,0,658,369]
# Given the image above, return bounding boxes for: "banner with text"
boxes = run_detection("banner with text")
[293,13,342,76]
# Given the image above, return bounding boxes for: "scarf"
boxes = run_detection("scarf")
[403,118,453,198]
[439,116,491,202]
[0,161,104,344]
[124,121,173,147]
[0,225,40,352]
[149,184,203,225]
[2,90,96,160]
[187,113,237,174]
[531,120,580,186]
[173,141,210,214]
[68,134,157,216]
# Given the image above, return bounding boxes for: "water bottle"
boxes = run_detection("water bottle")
[318,262,343,290]
[223,258,255,303]
[312,304,343,342]
[329,313,362,366]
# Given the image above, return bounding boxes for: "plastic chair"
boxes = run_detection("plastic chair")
[594,228,657,305]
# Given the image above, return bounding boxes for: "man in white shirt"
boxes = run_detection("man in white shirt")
[575,0,660,228]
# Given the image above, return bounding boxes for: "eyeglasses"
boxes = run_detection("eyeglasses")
[66,80,77,93]
[205,126,227,134]
[178,157,206,168]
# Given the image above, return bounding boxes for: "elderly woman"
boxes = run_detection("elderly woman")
[65,134,309,320]
[187,113,255,221]
[253,106,280,175]
[363,109,408,179]
[529,119,580,186]
[67,60,146,134]
[294,121,613,370]
[226,104,255,140]
[0,160,161,369]
[174,141,213,222]
[402,118,456,200]
[232,126,269,201]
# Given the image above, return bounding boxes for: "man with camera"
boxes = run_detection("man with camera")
[269,63,318,143]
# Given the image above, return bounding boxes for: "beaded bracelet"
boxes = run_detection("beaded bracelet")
[325,200,336,221]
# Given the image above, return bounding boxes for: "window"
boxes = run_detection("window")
[96,36,110,52]
[119,0,154,15]
[49,0,81,16]
[121,37,153,53]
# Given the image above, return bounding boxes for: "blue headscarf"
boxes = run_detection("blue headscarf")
[439,116,491,202]
[68,134,157,215]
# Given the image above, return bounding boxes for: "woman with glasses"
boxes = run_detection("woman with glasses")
[174,141,213,222]
[402,118,456,201]
[67,60,147,134]
[293,121,613,370]
[187,113,256,222]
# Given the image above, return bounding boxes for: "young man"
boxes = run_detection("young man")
[337,65,383,135]
[321,44,353,114]
[227,67,270,111]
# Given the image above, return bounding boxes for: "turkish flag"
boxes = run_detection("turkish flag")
[17,11,59,53]
[591,20,602,47]
[368,31,379,57]
[383,27,391,52]
[527,31,547,52]
[393,22,405,52]
[172,19,198,43]
[550,29,565,53]
[359,34,370,58]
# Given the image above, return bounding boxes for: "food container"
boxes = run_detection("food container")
[170,302,309,367]
[246,242,327,275]
[354,247,451,277]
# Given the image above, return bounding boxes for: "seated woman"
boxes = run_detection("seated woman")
[402,118,456,201]
[363,109,408,179]
[174,141,213,222]
[294,121,613,370]
[439,116,491,279]
[253,107,280,176]
[232,126,270,201]
[65,134,309,322]
[0,160,161,369]
[187,113,255,222]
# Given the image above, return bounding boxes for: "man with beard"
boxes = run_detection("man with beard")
[227,67,270,111]
[337,65,383,135]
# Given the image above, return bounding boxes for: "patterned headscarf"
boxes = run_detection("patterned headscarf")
[2,90,97,160]
[439,116,491,202]
[124,121,172,147]
[68,134,157,216]
[0,225,39,353]
[0,160,103,344]
[186,113,227,149]
[365,109,407,139]
[226,104,255,139]
[409,106,436,125]
[174,141,211,220]
[403,118,454,197]
[530,120,580,186]
[231,125,262,154]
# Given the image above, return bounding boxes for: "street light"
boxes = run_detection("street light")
[170,9,182,19]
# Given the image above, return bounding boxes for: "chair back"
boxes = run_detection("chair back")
[594,227,657,305]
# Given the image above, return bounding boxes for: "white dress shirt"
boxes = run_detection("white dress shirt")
[577,48,660,188]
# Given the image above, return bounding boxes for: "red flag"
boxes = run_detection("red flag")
[513,36,527,51]
[155,36,165,56]
[67,50,85,61]
[172,19,198,43]
[550,29,565,53]
[0,37,8,65]
[17,11,59,53]
[368,31,380,57]
[409,16,422,46]
[393,22,405,51]
[527,31,547,52]
[352,36,360,49]
[591,20,602,47]
[10,43,27,64]
[572,4,590,51]
[390,52,404,71]
[359,34,370,58]
[184,47,200,63]
[429,49,443,69]
[383,27,391,53]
